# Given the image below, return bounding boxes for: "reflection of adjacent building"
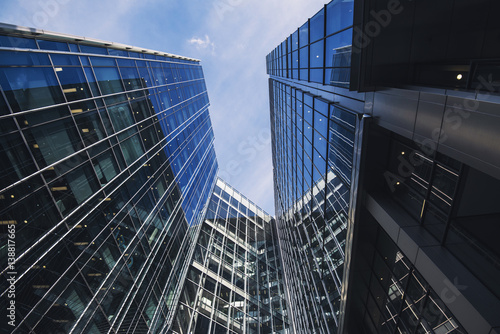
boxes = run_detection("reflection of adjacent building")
[268,0,500,333]
[0,24,217,333]
[172,178,288,334]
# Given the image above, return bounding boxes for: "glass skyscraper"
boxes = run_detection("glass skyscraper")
[267,0,500,333]
[3,0,500,333]
[0,24,217,333]
[267,1,360,332]
[172,178,288,334]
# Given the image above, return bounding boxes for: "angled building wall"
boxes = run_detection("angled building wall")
[172,178,289,334]
[267,0,500,333]
[0,24,218,333]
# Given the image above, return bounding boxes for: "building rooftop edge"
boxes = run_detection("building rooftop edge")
[0,22,201,62]
[216,177,275,219]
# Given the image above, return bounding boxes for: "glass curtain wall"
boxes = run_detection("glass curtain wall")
[0,31,217,333]
[266,0,354,88]
[172,178,289,334]
[269,79,357,334]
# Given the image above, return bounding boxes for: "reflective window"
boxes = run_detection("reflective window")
[94,67,124,95]
[310,8,325,43]
[299,22,309,48]
[0,67,64,111]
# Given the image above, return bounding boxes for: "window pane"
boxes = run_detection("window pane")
[107,103,135,132]
[120,134,144,165]
[94,67,124,95]
[55,67,92,101]
[0,67,64,111]
[24,118,81,166]
[291,30,299,51]
[310,8,325,43]
[299,46,308,69]
[326,0,354,35]
[0,36,37,48]
[37,39,69,51]
[325,29,352,67]
[0,132,36,188]
[299,22,309,48]
[310,40,324,68]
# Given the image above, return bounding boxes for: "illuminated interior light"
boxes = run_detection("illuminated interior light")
[73,242,89,246]
[51,186,68,191]
[63,88,77,93]
[55,67,63,72]
[33,144,39,148]
[457,74,463,80]
[82,128,90,133]
[0,220,17,225]
[71,109,83,114]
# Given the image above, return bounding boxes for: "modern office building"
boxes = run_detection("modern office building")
[0,23,288,334]
[171,178,288,334]
[0,24,218,333]
[267,0,500,333]
[2,0,500,333]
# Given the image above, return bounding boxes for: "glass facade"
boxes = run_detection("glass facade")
[266,3,359,332]
[172,178,289,334]
[266,1,477,333]
[0,29,218,333]
[266,0,354,87]
[269,78,357,334]
[267,1,500,333]
[365,129,500,316]
[346,211,466,334]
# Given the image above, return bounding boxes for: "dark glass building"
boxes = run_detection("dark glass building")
[0,23,218,333]
[172,178,288,334]
[3,0,500,332]
[267,0,500,333]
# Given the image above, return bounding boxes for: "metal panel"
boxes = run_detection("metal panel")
[438,97,500,180]
[372,90,419,139]
[413,94,446,145]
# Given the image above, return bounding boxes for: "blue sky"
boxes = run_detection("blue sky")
[0,0,327,214]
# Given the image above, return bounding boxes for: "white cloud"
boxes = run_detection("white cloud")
[187,35,215,55]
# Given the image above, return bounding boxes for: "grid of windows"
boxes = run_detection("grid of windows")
[347,212,466,334]
[0,31,218,333]
[172,178,288,334]
[269,79,358,333]
[266,0,353,87]
[379,134,500,304]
